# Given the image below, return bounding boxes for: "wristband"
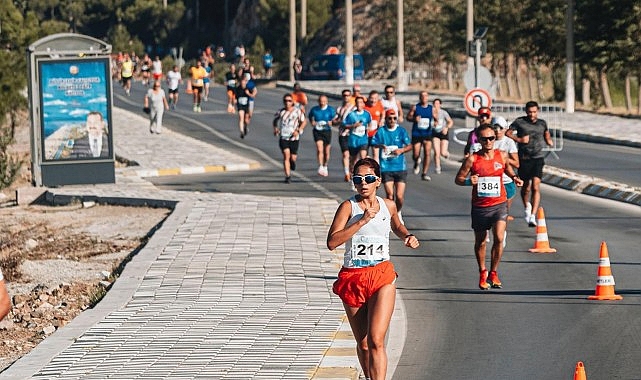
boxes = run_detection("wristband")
[464,178,472,186]
[404,234,414,239]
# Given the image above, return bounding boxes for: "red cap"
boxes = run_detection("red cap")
[385,109,397,117]
[478,107,491,117]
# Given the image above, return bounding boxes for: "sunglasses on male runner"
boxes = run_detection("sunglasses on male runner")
[352,175,379,185]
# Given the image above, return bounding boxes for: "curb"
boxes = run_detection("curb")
[116,162,261,178]
[543,166,641,207]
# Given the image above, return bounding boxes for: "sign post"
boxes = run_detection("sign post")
[464,88,492,117]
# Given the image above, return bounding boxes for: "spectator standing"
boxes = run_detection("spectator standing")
[273,94,307,183]
[371,109,413,223]
[308,95,336,177]
[506,101,554,227]
[430,98,454,173]
[455,124,523,290]
[144,80,170,134]
[327,158,419,380]
[166,65,182,109]
[293,56,303,80]
[406,91,434,181]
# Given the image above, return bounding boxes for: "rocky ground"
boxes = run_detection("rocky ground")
[0,195,170,372]
[0,112,170,371]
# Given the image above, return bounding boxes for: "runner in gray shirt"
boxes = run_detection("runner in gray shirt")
[506,101,553,227]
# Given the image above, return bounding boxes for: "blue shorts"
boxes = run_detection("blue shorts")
[504,181,517,200]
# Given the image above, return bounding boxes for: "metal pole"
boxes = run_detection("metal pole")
[475,39,481,88]
[466,0,474,69]
[345,0,354,85]
[289,0,296,82]
[565,0,575,113]
[397,0,406,91]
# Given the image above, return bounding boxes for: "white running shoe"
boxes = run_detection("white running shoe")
[435,166,442,174]
[528,214,537,227]
[524,202,532,223]
[413,158,422,175]
[322,166,329,177]
[317,166,324,176]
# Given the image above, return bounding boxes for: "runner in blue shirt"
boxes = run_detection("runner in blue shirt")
[263,49,274,78]
[308,95,336,177]
[344,96,372,176]
[407,90,434,181]
[371,109,412,222]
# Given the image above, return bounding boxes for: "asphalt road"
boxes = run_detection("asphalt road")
[115,82,641,379]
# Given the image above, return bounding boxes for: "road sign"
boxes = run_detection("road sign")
[464,88,492,117]
[463,66,492,91]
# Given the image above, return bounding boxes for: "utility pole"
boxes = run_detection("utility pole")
[301,0,307,40]
[289,0,296,82]
[565,0,575,113]
[466,0,474,69]
[345,0,354,85]
[397,0,406,91]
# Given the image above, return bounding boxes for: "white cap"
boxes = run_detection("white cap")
[492,116,508,129]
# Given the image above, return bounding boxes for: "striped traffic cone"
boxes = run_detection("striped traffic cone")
[573,361,587,380]
[588,241,622,300]
[528,207,557,253]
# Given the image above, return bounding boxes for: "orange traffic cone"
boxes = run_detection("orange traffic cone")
[588,241,622,300]
[573,361,587,380]
[528,207,557,253]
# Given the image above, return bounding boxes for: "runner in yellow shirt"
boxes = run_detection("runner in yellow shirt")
[190,60,207,112]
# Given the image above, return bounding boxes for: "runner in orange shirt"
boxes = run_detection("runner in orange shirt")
[364,90,384,162]
[291,82,308,113]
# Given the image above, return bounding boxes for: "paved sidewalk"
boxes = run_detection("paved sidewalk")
[1,110,365,379]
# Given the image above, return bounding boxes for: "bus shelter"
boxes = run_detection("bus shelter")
[27,33,115,187]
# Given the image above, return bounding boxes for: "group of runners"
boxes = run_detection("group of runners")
[324,89,552,379]
[273,84,454,223]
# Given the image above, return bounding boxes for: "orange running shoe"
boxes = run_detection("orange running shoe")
[479,269,490,290]
[488,271,502,288]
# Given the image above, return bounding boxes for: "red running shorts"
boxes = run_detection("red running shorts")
[333,260,397,308]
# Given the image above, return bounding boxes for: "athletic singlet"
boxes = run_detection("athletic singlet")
[344,196,391,268]
[276,108,305,140]
[471,149,507,208]
[412,104,433,133]
[121,61,133,78]
[381,98,399,113]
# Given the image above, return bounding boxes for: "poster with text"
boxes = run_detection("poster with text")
[40,58,112,161]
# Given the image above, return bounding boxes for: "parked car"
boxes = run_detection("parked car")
[300,54,365,80]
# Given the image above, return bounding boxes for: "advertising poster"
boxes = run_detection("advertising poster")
[39,58,112,161]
